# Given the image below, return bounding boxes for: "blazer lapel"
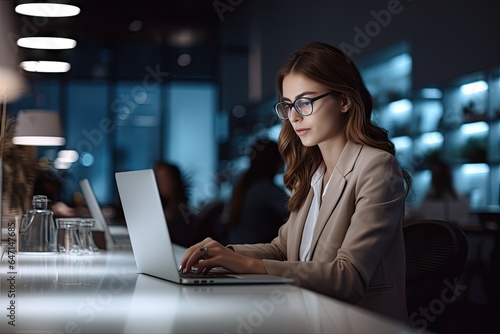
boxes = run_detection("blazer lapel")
[308,141,363,258]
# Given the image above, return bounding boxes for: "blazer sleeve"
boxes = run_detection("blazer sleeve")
[231,151,406,305]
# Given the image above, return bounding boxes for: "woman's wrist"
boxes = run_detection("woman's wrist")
[248,258,267,274]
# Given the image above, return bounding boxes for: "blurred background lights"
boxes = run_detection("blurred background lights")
[421,88,443,99]
[388,53,412,75]
[56,150,79,163]
[168,29,201,47]
[15,3,80,17]
[460,121,489,134]
[129,20,143,32]
[392,136,412,150]
[53,160,71,169]
[268,123,282,141]
[461,163,489,174]
[460,80,488,95]
[177,53,192,67]
[80,152,95,167]
[232,105,246,118]
[388,98,412,114]
[53,150,79,169]
[420,131,443,146]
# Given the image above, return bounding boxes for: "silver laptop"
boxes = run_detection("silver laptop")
[115,169,294,285]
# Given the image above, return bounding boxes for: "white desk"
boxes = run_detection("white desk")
[0,249,412,333]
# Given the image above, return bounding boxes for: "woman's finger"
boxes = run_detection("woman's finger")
[179,237,214,270]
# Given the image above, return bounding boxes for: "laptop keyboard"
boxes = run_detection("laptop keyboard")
[179,270,233,279]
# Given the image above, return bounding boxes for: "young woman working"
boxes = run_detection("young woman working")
[180,41,412,322]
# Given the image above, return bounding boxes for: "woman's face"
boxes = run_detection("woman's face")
[282,73,348,149]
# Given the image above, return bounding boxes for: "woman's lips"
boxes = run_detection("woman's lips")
[295,128,309,136]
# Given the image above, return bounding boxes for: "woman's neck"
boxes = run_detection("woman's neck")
[318,137,347,175]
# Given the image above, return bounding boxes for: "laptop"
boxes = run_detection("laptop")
[115,169,294,285]
[79,178,115,248]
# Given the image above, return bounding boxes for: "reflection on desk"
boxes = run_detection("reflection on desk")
[0,250,412,333]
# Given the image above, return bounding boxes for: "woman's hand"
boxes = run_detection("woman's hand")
[179,237,267,274]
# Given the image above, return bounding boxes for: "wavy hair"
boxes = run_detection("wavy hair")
[276,42,412,212]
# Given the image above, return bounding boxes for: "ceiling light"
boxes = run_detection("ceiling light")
[17,37,77,50]
[15,3,80,17]
[20,61,71,73]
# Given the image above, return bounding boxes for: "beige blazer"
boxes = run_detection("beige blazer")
[231,141,408,323]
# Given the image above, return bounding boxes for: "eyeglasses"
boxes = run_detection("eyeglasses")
[273,91,333,120]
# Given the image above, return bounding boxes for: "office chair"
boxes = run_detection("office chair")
[403,219,468,333]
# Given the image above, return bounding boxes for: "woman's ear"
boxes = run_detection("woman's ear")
[340,95,351,113]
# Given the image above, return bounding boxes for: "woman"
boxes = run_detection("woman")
[180,42,412,322]
[225,138,289,244]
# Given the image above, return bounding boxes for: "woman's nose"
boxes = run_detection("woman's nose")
[288,107,302,122]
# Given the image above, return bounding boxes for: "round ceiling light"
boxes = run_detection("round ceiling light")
[15,3,80,17]
[20,60,71,73]
[17,37,77,50]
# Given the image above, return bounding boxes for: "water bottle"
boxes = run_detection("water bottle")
[19,195,59,253]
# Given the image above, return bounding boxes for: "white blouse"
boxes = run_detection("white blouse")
[299,165,333,261]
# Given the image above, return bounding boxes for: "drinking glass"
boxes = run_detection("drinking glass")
[56,218,81,255]
[78,218,100,254]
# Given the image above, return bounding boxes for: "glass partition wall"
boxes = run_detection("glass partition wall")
[7,79,218,210]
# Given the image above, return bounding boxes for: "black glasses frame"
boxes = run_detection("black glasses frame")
[273,91,333,120]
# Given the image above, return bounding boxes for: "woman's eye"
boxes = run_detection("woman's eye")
[297,100,311,108]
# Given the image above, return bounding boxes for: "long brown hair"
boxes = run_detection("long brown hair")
[276,42,412,212]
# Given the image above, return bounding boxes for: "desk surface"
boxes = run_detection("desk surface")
[0,249,411,333]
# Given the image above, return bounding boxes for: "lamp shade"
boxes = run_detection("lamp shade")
[12,110,65,146]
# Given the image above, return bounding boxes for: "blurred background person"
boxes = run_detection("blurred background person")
[224,138,289,244]
[408,156,470,226]
[153,161,200,247]
[33,158,76,218]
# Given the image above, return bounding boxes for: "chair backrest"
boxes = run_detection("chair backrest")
[403,219,468,331]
